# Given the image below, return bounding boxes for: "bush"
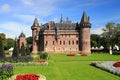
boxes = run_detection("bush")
[40,52,49,60]
[0,64,14,80]
[0,56,33,63]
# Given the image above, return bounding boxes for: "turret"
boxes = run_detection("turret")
[31,18,39,54]
[79,11,91,54]
[18,32,26,50]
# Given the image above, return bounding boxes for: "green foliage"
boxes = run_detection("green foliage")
[40,52,49,60]
[0,33,7,50]
[21,43,26,56]
[12,41,19,57]
[6,38,15,50]
[26,44,31,55]
[0,37,5,57]
[0,64,14,80]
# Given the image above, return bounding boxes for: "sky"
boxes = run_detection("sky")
[0,0,120,38]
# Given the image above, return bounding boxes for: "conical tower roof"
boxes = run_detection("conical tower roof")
[32,18,39,27]
[80,11,89,23]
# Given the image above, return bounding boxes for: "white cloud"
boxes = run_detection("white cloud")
[0,22,31,38]
[21,0,33,6]
[0,4,10,12]
[91,27,104,34]
[14,14,35,22]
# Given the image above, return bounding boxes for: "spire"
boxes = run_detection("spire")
[60,14,63,23]
[33,18,39,27]
[80,11,90,23]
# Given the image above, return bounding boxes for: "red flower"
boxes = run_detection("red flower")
[67,53,76,56]
[35,60,46,63]
[81,53,87,56]
[113,62,120,67]
[16,74,40,80]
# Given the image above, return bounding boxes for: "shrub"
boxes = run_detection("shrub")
[113,62,120,67]
[40,52,49,60]
[0,64,14,80]
[0,56,33,63]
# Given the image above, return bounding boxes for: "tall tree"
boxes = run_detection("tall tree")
[6,38,15,50]
[0,33,7,50]
[0,37,5,57]
[21,43,26,56]
[12,41,19,57]
[102,22,118,54]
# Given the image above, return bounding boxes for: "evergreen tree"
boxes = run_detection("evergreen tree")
[26,44,31,55]
[21,43,26,56]
[0,37,5,57]
[12,41,19,57]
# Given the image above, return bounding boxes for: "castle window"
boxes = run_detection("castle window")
[76,40,78,44]
[60,41,62,45]
[69,41,70,45]
[72,41,74,45]
[63,41,65,45]
[53,41,55,45]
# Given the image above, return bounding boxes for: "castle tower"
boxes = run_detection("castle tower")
[79,11,91,54]
[31,18,39,54]
[18,32,26,49]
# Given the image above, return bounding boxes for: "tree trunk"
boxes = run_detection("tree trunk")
[109,45,112,54]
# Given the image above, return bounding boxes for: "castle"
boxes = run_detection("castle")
[18,11,91,54]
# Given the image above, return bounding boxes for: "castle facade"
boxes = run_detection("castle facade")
[31,11,91,54]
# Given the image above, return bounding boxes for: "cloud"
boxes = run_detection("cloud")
[0,22,31,38]
[0,4,10,12]
[21,0,33,6]
[91,27,104,34]
[14,14,35,23]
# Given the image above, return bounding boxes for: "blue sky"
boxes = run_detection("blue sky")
[0,0,120,38]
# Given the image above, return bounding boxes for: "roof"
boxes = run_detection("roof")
[19,32,25,38]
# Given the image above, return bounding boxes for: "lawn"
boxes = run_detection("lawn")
[50,53,120,61]
[14,53,120,80]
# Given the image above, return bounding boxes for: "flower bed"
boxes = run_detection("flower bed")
[113,62,120,67]
[0,61,48,66]
[67,53,76,56]
[0,64,14,80]
[80,53,87,56]
[0,56,33,63]
[8,74,46,80]
[35,60,46,63]
[91,61,120,76]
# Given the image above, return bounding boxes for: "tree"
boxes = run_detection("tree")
[0,37,5,57]
[12,41,19,57]
[26,44,31,55]
[21,43,26,56]
[102,22,118,54]
[91,34,101,47]
[0,33,7,50]
[6,38,15,50]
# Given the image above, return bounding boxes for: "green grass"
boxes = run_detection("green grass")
[14,53,120,80]
[50,53,120,61]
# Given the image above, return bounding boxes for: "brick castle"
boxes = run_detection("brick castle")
[18,11,91,54]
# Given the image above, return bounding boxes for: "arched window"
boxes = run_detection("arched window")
[72,41,74,45]
[60,41,62,45]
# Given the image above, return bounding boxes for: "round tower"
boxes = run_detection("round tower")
[79,11,91,54]
[31,18,39,54]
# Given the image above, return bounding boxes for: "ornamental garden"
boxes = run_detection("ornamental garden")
[0,21,120,80]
